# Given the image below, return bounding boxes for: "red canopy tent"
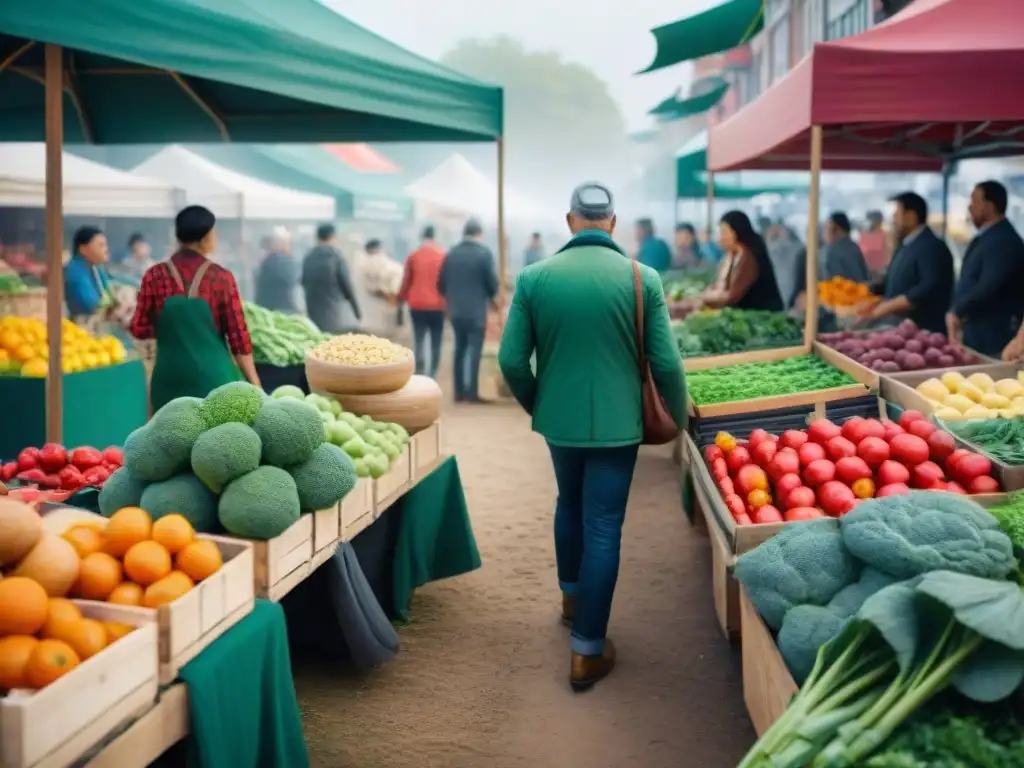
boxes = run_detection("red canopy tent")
[707,0,1024,172]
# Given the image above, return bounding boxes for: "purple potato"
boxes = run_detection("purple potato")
[870,359,889,371]
[865,335,889,350]
[937,355,955,367]
[903,353,926,370]
[874,347,896,362]
[879,361,901,373]
[897,319,919,338]
[904,339,924,354]
[923,347,944,365]
[915,331,932,344]
[928,332,947,348]
[894,349,910,365]
[846,343,866,358]
[884,334,906,350]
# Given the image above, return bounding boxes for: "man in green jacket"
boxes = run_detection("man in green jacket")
[498,182,687,692]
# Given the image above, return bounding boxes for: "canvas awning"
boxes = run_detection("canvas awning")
[707,0,1024,171]
[676,130,808,197]
[0,143,179,217]
[133,146,335,220]
[649,78,730,121]
[639,0,764,74]
[405,154,540,222]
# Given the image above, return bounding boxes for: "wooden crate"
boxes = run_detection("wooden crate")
[340,478,373,542]
[683,344,807,373]
[86,684,188,768]
[157,535,255,684]
[879,363,1021,416]
[410,422,442,479]
[740,587,798,737]
[702,498,739,642]
[252,515,313,602]
[310,542,338,572]
[939,423,1024,491]
[0,603,158,768]
[312,503,340,554]
[373,448,411,513]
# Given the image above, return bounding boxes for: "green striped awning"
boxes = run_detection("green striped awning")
[640,0,765,74]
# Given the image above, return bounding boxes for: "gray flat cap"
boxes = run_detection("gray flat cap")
[570,181,614,220]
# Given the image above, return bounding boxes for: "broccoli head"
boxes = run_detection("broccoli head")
[250,398,324,468]
[123,396,206,482]
[139,472,219,532]
[98,467,147,517]
[198,381,265,428]
[734,518,861,631]
[840,491,1016,580]
[289,443,357,511]
[778,605,848,684]
[191,422,262,493]
[218,466,301,540]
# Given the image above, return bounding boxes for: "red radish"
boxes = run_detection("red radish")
[851,477,875,499]
[877,482,910,497]
[841,417,867,443]
[38,443,67,473]
[786,486,817,510]
[860,420,887,440]
[890,433,930,467]
[798,442,827,467]
[778,446,799,455]
[58,465,83,491]
[17,448,39,472]
[734,513,753,526]
[945,481,967,495]
[712,458,729,480]
[911,461,945,489]
[968,475,1000,494]
[882,421,905,441]
[753,505,784,524]
[747,429,772,449]
[835,456,872,485]
[717,477,735,497]
[929,481,949,491]
[725,447,752,474]
[818,481,857,516]
[753,440,778,468]
[16,468,46,484]
[735,464,769,496]
[724,494,746,518]
[907,420,937,441]
[857,437,890,469]
[0,462,17,482]
[803,459,836,487]
[775,473,804,504]
[899,410,926,430]
[945,448,972,475]
[769,451,801,481]
[69,446,103,471]
[101,446,124,466]
[808,419,842,446]
[955,454,993,484]
[779,430,809,451]
[82,466,110,487]
[926,431,956,463]
[877,460,911,486]
[704,445,724,464]
[38,473,62,490]
[785,507,824,522]
[826,436,857,461]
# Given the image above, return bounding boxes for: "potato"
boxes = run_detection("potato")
[934,407,965,421]
[966,372,995,392]
[944,394,976,413]
[917,378,949,402]
[955,381,985,402]
[940,372,965,392]
[980,393,1012,409]
[963,404,996,420]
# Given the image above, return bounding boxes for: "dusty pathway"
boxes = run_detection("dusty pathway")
[296,402,753,768]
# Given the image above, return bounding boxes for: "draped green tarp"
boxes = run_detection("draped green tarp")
[640,0,765,74]
[649,78,730,121]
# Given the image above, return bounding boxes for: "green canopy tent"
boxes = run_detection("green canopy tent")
[0,0,504,441]
[676,129,808,195]
[649,78,730,122]
[639,0,765,73]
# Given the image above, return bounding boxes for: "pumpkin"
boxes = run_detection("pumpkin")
[12,534,81,597]
[325,375,442,433]
[0,498,43,566]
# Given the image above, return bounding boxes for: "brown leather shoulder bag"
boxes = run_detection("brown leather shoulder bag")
[631,259,680,445]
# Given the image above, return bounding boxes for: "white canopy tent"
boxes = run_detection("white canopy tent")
[406,153,541,223]
[133,146,336,221]
[0,143,179,217]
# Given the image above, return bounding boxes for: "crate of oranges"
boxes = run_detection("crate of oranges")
[0,316,127,377]
[56,506,255,685]
[816,276,878,317]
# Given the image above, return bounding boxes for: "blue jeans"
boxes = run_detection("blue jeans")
[451,317,485,400]
[547,442,640,656]
[410,309,445,378]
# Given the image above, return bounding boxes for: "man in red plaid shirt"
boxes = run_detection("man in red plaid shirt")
[131,206,261,410]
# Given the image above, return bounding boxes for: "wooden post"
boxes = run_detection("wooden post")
[45,44,64,443]
[705,170,715,240]
[803,125,823,347]
[496,137,507,304]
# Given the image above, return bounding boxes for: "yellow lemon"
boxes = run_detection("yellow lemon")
[0,329,22,351]
[97,350,112,367]
[81,352,99,369]
[13,343,35,363]
[21,358,48,377]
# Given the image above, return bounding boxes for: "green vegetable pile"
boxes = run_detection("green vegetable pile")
[0,274,27,293]
[672,308,803,357]
[943,417,1024,466]
[735,493,1024,767]
[98,382,372,540]
[243,301,332,366]
[687,355,856,405]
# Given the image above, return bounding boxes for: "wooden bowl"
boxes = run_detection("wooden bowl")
[305,352,413,395]
[322,375,442,433]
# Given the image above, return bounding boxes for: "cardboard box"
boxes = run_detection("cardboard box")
[879,363,1021,416]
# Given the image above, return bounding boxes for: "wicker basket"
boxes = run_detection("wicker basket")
[0,289,47,320]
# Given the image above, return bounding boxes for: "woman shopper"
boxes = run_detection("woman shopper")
[498,182,686,692]
[698,210,784,311]
[130,206,260,411]
[398,225,447,378]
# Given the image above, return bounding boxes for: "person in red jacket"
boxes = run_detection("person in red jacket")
[398,225,447,378]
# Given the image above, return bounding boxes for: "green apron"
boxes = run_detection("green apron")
[149,259,242,412]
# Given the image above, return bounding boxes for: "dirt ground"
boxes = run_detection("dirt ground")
[295,397,754,768]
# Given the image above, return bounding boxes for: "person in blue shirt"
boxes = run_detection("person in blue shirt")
[65,226,114,320]
[634,218,672,272]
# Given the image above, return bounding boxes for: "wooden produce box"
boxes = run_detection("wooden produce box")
[341,478,373,542]
[410,422,442,480]
[740,587,798,737]
[157,535,254,684]
[86,684,188,768]
[879,363,1021,416]
[936,422,1024,492]
[252,515,313,603]
[0,602,158,768]
[312,503,340,555]
[683,344,807,374]
[373,448,411,513]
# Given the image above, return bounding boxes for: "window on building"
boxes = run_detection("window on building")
[827,0,871,40]
[769,17,790,83]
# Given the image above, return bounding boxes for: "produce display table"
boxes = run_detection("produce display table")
[0,360,147,460]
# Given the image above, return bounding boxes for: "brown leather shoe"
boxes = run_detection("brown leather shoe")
[570,638,616,692]
[561,594,575,627]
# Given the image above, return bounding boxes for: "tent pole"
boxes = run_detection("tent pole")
[496,137,507,305]
[705,171,715,241]
[941,163,951,239]
[45,43,65,444]
[804,125,823,348]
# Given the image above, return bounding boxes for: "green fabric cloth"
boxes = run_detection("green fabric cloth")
[498,233,687,447]
[0,0,502,142]
[649,78,728,120]
[181,600,309,768]
[641,0,765,73]
[392,457,481,620]
[0,360,146,461]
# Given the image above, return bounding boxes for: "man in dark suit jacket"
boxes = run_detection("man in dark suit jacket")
[947,180,1024,357]
[437,218,499,402]
[859,192,953,333]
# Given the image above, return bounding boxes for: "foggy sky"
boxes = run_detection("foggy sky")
[324,0,715,132]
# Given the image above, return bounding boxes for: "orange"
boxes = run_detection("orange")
[123,541,172,587]
[61,618,108,660]
[0,576,49,635]
[40,597,83,640]
[175,540,223,583]
[24,639,80,688]
[102,507,152,557]
[102,621,134,643]
[107,582,143,606]
[76,552,123,600]
[0,635,40,689]
[142,571,195,608]
[151,514,195,554]
[62,525,104,558]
